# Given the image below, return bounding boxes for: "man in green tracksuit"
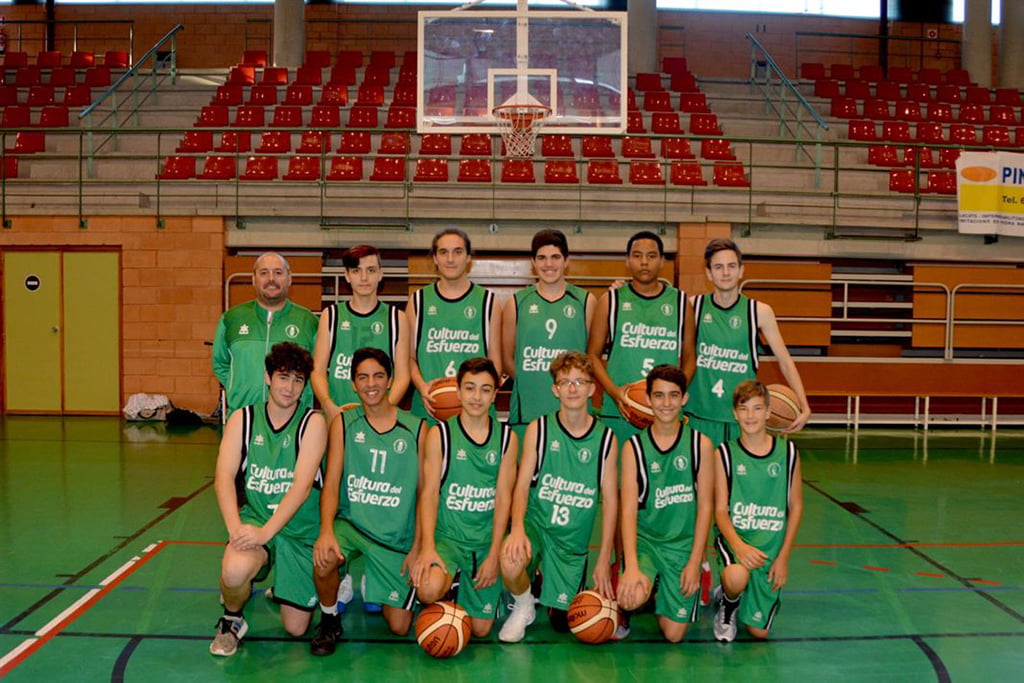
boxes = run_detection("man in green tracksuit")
[213,252,318,417]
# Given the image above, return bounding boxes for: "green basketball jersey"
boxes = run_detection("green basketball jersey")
[435,416,511,548]
[510,284,590,425]
[338,407,424,553]
[526,413,615,552]
[236,403,322,541]
[687,294,759,422]
[324,301,402,407]
[719,436,797,559]
[628,423,704,548]
[411,283,496,417]
[602,284,686,418]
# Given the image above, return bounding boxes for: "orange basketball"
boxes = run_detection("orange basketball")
[766,383,800,431]
[567,590,619,644]
[415,601,471,658]
[427,377,462,421]
[620,380,654,429]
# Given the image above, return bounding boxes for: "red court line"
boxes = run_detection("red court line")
[810,560,837,566]
[916,572,945,578]
[0,540,170,677]
[971,579,1002,586]
[861,566,891,573]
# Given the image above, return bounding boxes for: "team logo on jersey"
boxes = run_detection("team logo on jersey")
[622,302,633,312]
[752,611,764,623]
[578,448,592,464]
[557,592,569,605]
[456,448,467,461]
[674,455,688,471]
[483,604,494,614]
[563,305,576,319]
[355,431,366,444]
[651,461,662,474]
[486,450,498,465]
[661,304,673,316]
[550,440,561,452]
[427,305,437,316]
[340,320,351,330]
[529,304,539,314]
[464,305,477,320]
[737,464,747,476]
[253,434,265,446]
[676,607,688,618]
[389,590,400,602]
[394,439,408,453]
[282,435,291,448]
[239,324,250,335]
[307,596,318,607]
[702,313,713,324]
[286,324,300,338]
[729,316,741,330]
[767,462,781,478]
[371,321,384,335]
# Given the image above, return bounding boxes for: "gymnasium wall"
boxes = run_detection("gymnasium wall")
[2,217,224,413]
[0,4,974,79]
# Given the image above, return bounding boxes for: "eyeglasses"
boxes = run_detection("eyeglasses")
[556,378,592,388]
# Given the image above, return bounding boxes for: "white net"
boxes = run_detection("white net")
[493,105,550,158]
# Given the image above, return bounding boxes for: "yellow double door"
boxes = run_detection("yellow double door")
[2,250,120,414]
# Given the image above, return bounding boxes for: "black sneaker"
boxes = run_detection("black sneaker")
[310,613,343,656]
[548,607,570,633]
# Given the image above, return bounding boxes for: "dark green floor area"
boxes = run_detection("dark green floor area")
[1,417,1022,681]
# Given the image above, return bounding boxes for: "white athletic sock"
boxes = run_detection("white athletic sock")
[512,590,533,607]
[702,561,711,571]
[320,602,339,616]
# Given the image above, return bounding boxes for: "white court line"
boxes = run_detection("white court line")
[0,639,37,670]
[100,556,142,587]
[34,589,101,637]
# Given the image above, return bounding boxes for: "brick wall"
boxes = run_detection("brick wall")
[2,216,225,414]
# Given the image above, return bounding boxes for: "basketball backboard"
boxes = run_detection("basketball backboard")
[417,7,627,134]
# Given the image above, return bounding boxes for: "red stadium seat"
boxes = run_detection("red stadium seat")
[867,145,900,166]
[982,125,1011,147]
[917,68,942,86]
[176,130,214,153]
[297,130,331,154]
[700,138,736,160]
[690,113,723,135]
[328,64,357,87]
[501,159,536,183]
[994,88,1021,106]
[215,131,251,153]
[621,137,655,159]
[9,131,44,153]
[669,72,698,93]
[284,85,313,106]
[830,97,859,118]
[70,51,95,69]
[949,124,978,146]
[660,137,695,159]
[304,50,331,69]
[197,155,237,180]
[356,84,385,107]
[457,158,492,183]
[915,122,945,144]
[260,67,289,86]
[863,99,892,120]
[15,67,42,87]
[922,170,956,195]
[713,161,750,187]
[326,156,363,181]
[905,83,932,103]
[346,106,378,128]
[669,161,707,185]
[651,112,682,134]
[459,134,492,156]
[894,100,922,122]
[938,147,961,168]
[642,91,673,112]
[2,52,28,68]
[541,134,573,157]
[282,155,321,181]
[392,83,417,107]
[27,85,55,107]
[882,121,911,142]
[848,120,878,141]
[945,69,972,86]
[103,51,129,68]
[627,111,646,133]
[964,86,991,104]
[925,102,953,123]
[413,158,449,182]
[844,79,871,100]
[319,84,348,106]
[678,92,710,113]
[156,155,196,180]
[214,84,244,106]
[814,79,840,99]
[888,169,917,193]
[385,106,415,128]
[581,136,614,158]
[369,156,406,181]
[629,160,665,185]
[0,156,18,179]
[935,84,962,103]
[543,159,579,184]
[269,105,302,127]
[0,86,17,106]
[958,103,985,124]
[248,85,278,106]
[255,131,291,153]
[196,105,229,127]
[338,131,371,154]
[875,80,901,100]
[361,66,391,88]
[242,50,268,67]
[635,72,664,91]
[37,105,69,128]
[378,131,410,154]
[233,105,266,127]
[1,105,31,128]
[988,105,1017,125]
[586,159,622,184]
[293,66,322,87]
[902,146,938,169]
[419,134,452,155]
[227,66,255,85]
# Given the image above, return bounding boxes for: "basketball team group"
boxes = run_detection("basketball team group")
[208,227,813,657]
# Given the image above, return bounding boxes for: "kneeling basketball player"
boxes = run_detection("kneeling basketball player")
[617,364,714,642]
[310,347,427,655]
[411,357,519,638]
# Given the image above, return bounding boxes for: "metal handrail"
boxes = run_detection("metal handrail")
[0,18,134,57]
[78,24,184,177]
[949,283,1024,360]
[746,33,827,188]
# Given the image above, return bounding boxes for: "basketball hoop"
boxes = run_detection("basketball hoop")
[493,104,550,158]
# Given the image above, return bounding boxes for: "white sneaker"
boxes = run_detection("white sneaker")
[210,616,248,656]
[713,599,737,643]
[498,596,536,643]
[612,623,631,641]
[337,574,354,605]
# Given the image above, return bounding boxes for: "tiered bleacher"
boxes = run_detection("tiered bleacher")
[159,52,752,188]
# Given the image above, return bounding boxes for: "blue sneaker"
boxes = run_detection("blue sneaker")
[361,574,382,613]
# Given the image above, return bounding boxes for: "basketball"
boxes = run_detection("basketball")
[620,380,654,429]
[415,601,471,658]
[427,377,462,421]
[567,590,619,644]
[767,383,800,431]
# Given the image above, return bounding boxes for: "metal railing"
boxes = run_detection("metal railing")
[78,24,183,184]
[0,18,134,58]
[747,33,828,188]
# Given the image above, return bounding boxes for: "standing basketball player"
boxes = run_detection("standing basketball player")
[686,238,811,445]
[310,348,427,654]
[210,342,327,656]
[408,228,502,422]
[498,351,618,643]
[412,357,519,638]
[312,244,410,425]
[712,380,804,642]
[588,231,695,446]
[213,252,318,417]
[617,365,714,642]
[502,229,595,441]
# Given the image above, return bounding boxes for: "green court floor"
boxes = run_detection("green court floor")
[1,417,1022,681]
